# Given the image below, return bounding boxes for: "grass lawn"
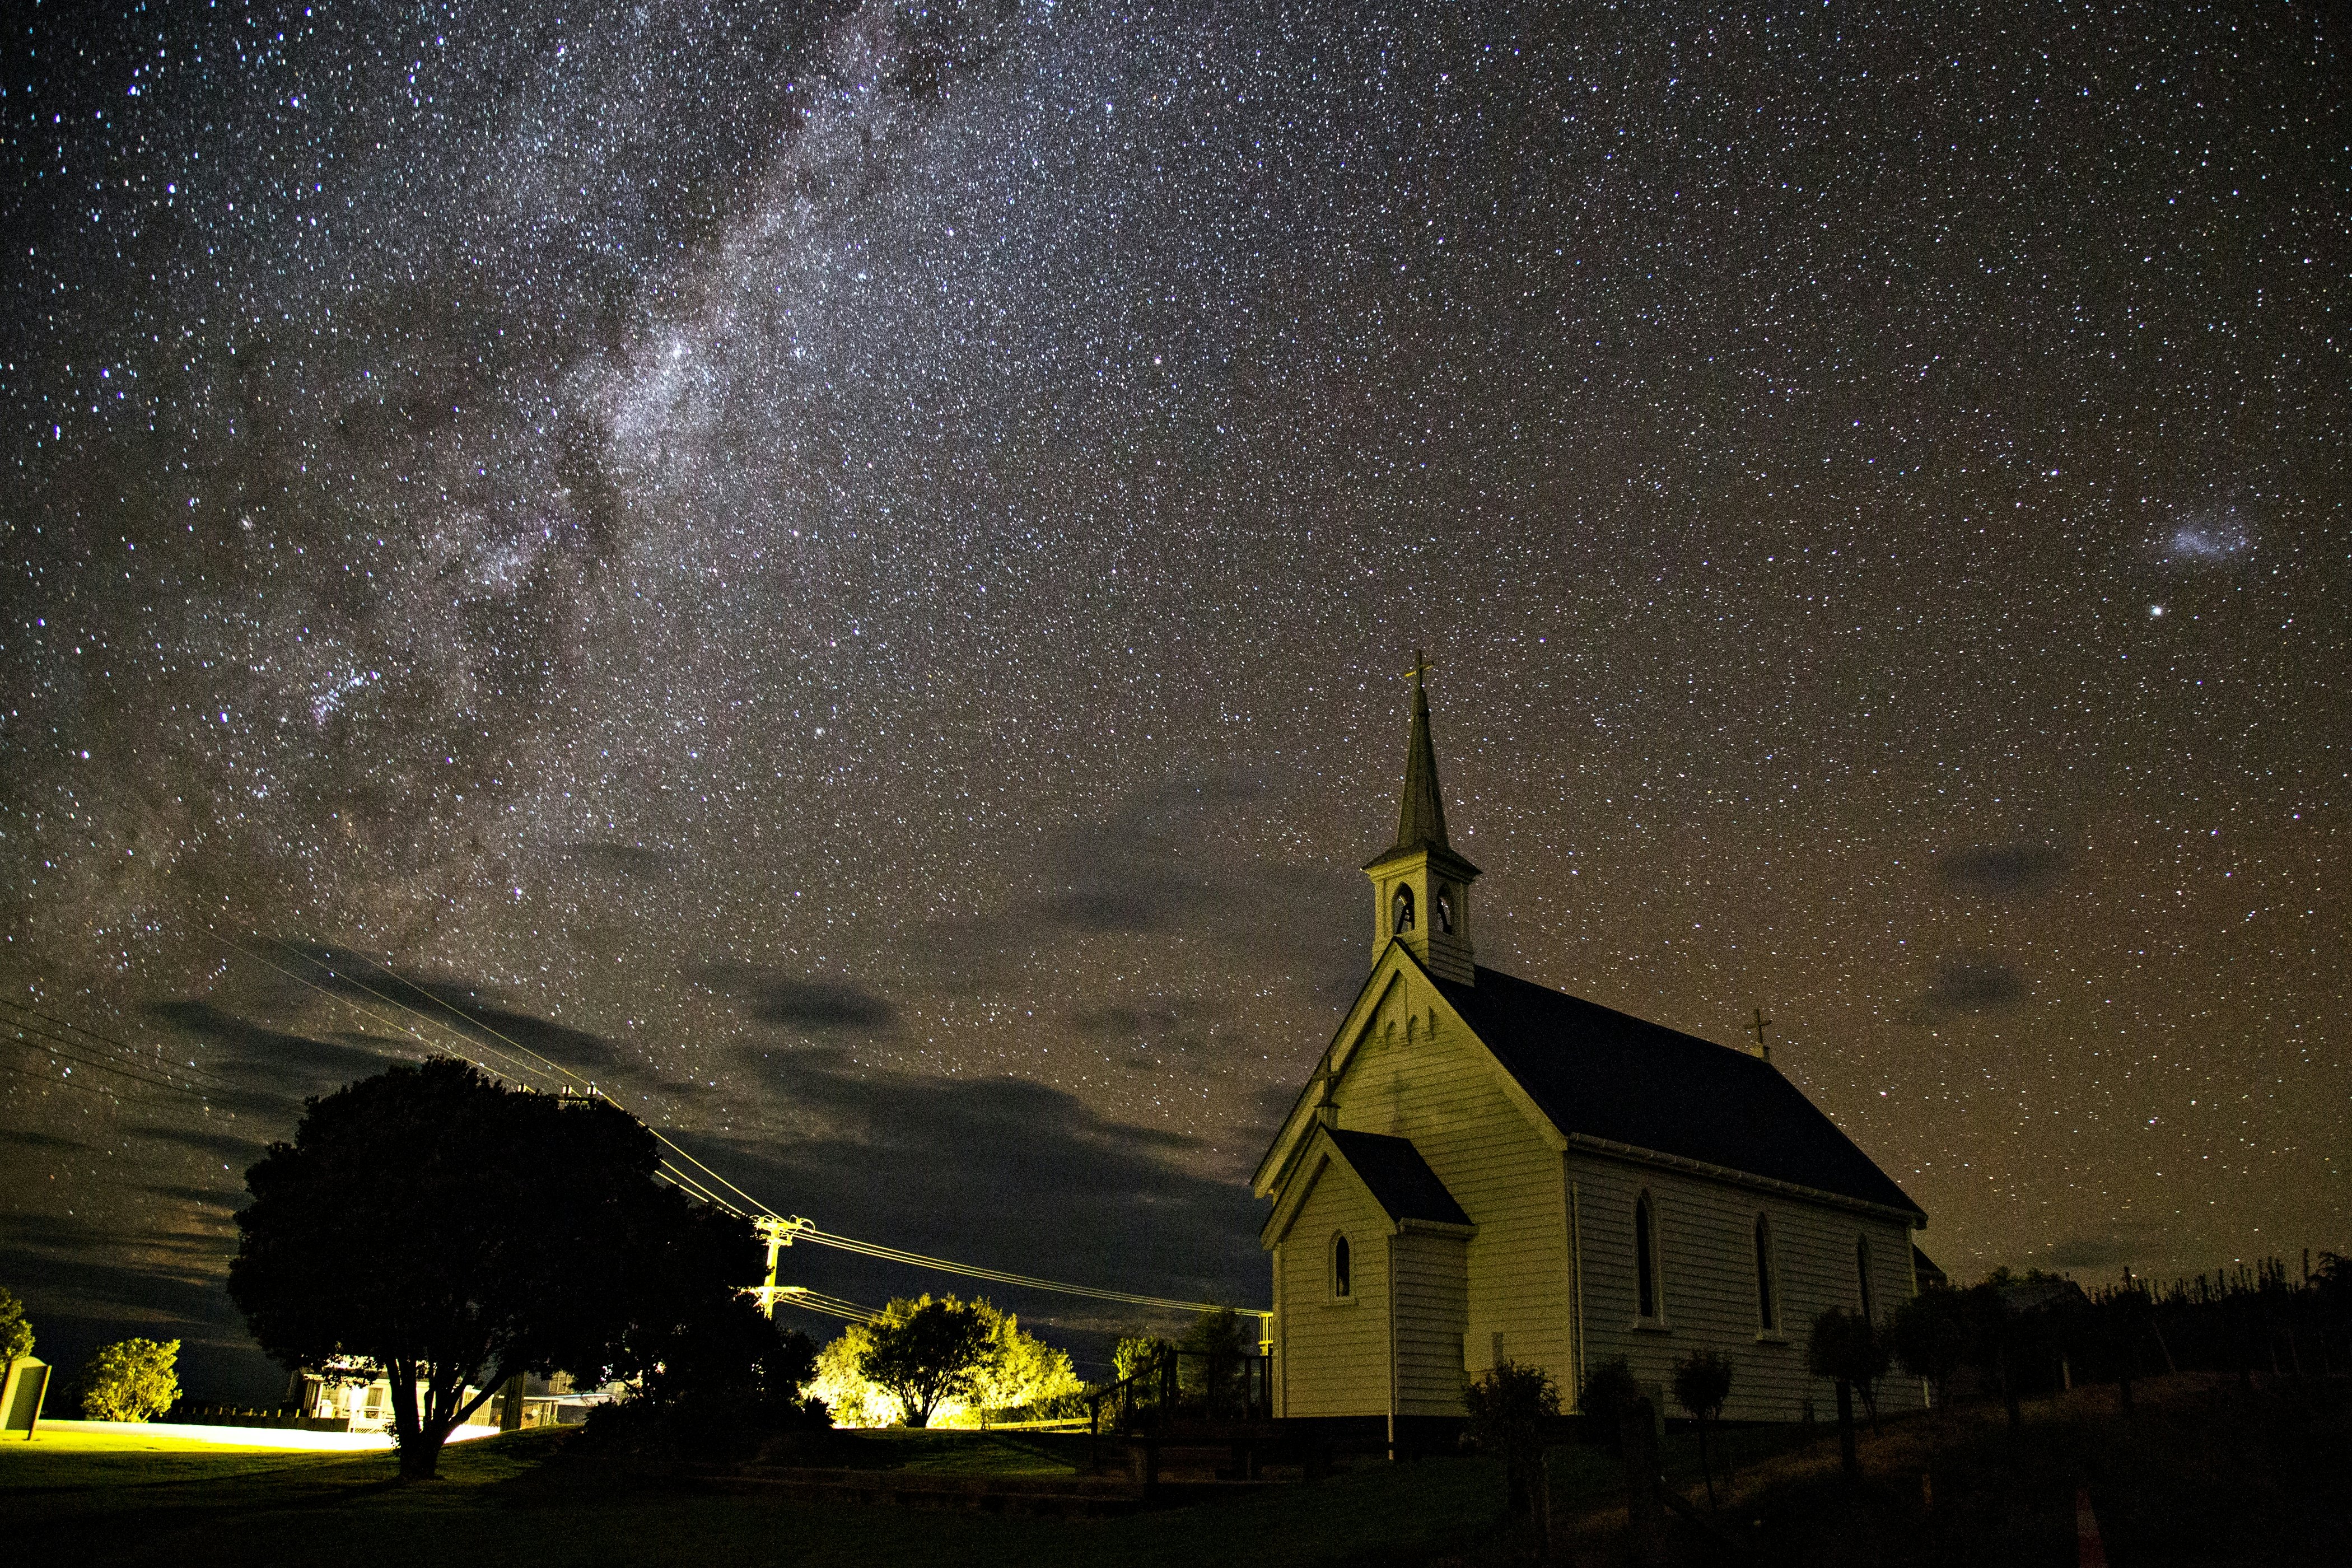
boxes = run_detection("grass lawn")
[0,1425,1511,1568]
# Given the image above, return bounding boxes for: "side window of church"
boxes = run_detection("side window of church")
[1855,1235,1873,1320]
[1634,1193,1660,1319]
[1753,1214,1777,1332]
[1435,885,1454,933]
[1332,1233,1352,1299]
[1392,884,1415,934]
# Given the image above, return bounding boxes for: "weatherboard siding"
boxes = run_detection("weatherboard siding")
[1334,979,1574,1394]
[1276,1156,1394,1418]
[1567,1150,1924,1421]
[1392,1229,1471,1415]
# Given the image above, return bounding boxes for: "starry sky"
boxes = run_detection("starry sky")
[3,1,2345,1398]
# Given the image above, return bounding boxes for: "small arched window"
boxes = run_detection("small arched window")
[1392,884,1416,934]
[1435,886,1455,934]
[1332,1233,1354,1299]
[1634,1193,1659,1319]
[1753,1214,1778,1332]
[1855,1235,1874,1320]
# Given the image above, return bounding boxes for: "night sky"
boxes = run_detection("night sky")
[3,1,2345,1398]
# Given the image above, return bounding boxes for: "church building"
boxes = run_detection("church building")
[1253,668,1928,1427]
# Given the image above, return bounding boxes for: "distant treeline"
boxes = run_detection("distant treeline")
[1902,1253,2351,1415]
[2080,1253,2349,1384]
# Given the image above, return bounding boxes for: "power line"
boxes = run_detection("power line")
[0,1056,154,1099]
[216,937,753,1217]
[3,1026,203,1096]
[214,939,1268,1322]
[242,935,786,1222]
[765,1286,878,1324]
[787,1225,1267,1319]
[0,997,234,1089]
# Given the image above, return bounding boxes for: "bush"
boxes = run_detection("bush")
[1464,1359,1559,1519]
[1672,1348,1733,1423]
[1578,1355,1642,1449]
[1891,1286,1970,1410]
[76,1338,180,1422]
[1673,1350,1735,1508]
[1177,1307,1253,1412]
[1809,1309,1890,1392]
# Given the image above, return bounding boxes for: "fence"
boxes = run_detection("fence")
[1085,1346,1275,1459]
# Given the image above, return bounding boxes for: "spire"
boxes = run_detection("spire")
[1363,651,1480,982]
[1388,650,1451,858]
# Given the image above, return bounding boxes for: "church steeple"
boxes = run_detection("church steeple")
[1364,652,1480,983]
[1389,655,1452,858]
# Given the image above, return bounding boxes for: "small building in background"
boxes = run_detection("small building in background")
[287,1366,610,1431]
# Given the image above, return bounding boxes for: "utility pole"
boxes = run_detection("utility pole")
[751,1215,813,1317]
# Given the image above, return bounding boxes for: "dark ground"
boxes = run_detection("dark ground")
[3,1372,2344,1565]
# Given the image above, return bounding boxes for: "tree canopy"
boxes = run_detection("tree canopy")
[1889,1284,1971,1410]
[814,1300,1080,1427]
[0,1286,31,1365]
[853,1295,997,1427]
[228,1056,758,1477]
[76,1338,179,1422]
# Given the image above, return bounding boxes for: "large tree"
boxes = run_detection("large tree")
[76,1338,180,1421]
[857,1295,997,1427]
[229,1057,712,1477]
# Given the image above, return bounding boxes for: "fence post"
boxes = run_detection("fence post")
[1620,1396,1665,1566]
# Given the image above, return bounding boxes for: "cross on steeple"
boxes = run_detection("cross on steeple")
[1748,1006,1774,1063]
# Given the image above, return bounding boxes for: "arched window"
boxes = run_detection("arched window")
[1392,884,1416,934]
[1855,1235,1874,1320]
[1753,1214,1777,1332]
[1332,1233,1353,1299]
[1435,886,1455,934]
[1634,1193,1659,1319]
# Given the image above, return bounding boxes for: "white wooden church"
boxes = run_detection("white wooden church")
[1254,669,1928,1427]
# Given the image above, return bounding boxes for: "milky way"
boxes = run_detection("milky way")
[3,1,2345,1393]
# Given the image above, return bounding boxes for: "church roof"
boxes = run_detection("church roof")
[1431,967,1922,1219]
[1324,1128,1472,1227]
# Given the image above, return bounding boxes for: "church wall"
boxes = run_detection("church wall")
[1275,1158,1394,1419]
[1392,1229,1471,1416]
[1336,990,1572,1396]
[1567,1151,1925,1422]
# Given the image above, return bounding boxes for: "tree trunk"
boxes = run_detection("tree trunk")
[387,1364,428,1477]
[402,1416,454,1479]
[1696,1417,1718,1510]
[1835,1380,1858,1481]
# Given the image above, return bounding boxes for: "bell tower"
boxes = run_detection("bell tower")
[1364,652,1480,984]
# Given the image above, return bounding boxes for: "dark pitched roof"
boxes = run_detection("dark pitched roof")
[1431,967,1922,1218]
[1324,1128,1471,1227]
